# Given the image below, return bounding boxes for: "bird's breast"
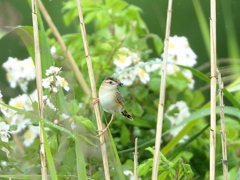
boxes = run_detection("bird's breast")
[99,89,122,114]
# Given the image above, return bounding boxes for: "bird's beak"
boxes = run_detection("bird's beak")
[118,82,123,87]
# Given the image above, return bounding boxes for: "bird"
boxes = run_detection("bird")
[96,77,133,136]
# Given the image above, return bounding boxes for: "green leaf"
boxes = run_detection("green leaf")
[134,86,149,99]
[149,77,160,92]
[151,33,163,55]
[138,159,153,177]
[158,171,169,180]
[14,26,53,78]
[14,26,34,58]
[75,116,95,130]
[120,124,130,147]
[75,141,87,180]
[100,43,112,51]
[84,11,96,24]
[41,122,58,180]
[131,102,144,117]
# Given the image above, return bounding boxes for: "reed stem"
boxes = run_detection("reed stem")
[75,0,110,179]
[151,0,173,179]
[31,0,47,179]
[210,0,217,179]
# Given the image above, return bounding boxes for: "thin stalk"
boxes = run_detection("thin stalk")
[151,0,173,179]
[217,69,228,180]
[210,0,217,179]
[75,0,110,179]
[31,0,47,179]
[192,0,210,57]
[134,138,138,180]
[37,0,91,97]
[220,0,240,75]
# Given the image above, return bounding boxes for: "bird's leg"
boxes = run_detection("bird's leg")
[97,114,115,136]
[92,97,99,105]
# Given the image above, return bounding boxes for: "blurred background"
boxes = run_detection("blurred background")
[0,0,240,99]
[0,0,240,179]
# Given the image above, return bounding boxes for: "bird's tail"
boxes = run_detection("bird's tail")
[121,110,133,120]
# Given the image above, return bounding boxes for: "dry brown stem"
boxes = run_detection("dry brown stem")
[133,138,138,180]
[37,0,91,97]
[31,0,47,179]
[210,0,217,179]
[217,69,228,180]
[75,0,110,179]
[151,0,173,179]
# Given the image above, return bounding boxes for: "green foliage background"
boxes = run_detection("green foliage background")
[0,0,240,179]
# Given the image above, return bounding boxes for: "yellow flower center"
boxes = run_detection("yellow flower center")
[119,56,126,63]
[139,69,145,77]
[59,79,68,86]
[25,130,33,139]
[169,44,175,48]
[14,102,23,108]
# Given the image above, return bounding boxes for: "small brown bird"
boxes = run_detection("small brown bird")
[97,77,133,136]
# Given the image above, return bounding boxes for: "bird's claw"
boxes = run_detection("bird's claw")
[96,129,107,136]
[92,98,99,105]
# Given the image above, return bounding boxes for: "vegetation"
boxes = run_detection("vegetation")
[0,0,240,179]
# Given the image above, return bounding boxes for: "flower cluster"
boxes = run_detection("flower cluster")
[2,57,36,92]
[0,90,38,134]
[113,47,159,86]
[162,36,197,89]
[0,90,39,147]
[165,101,190,142]
[42,66,70,92]
[0,122,10,142]
[113,36,197,89]
[0,64,70,147]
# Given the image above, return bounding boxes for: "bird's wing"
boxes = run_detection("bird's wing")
[115,90,125,107]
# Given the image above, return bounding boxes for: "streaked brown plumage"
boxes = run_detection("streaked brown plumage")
[97,77,133,136]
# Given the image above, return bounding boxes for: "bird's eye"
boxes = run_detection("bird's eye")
[109,81,113,84]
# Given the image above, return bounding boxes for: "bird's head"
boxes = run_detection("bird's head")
[101,77,123,90]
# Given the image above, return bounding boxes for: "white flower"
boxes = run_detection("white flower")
[131,52,141,65]
[9,94,33,111]
[56,75,70,91]
[21,57,36,81]
[43,96,57,111]
[7,94,35,133]
[46,66,62,76]
[2,57,19,70]
[145,61,161,73]
[0,122,10,142]
[114,54,132,69]
[42,76,54,89]
[61,113,69,119]
[71,122,76,130]
[23,125,39,147]
[166,64,180,75]
[182,69,195,89]
[0,91,2,98]
[123,170,135,180]
[160,36,197,88]
[163,36,197,67]
[78,103,84,108]
[0,104,9,117]
[165,101,190,142]
[50,46,56,54]
[2,57,36,92]
[118,70,136,86]
[11,115,30,133]
[134,67,150,84]
[30,90,38,102]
